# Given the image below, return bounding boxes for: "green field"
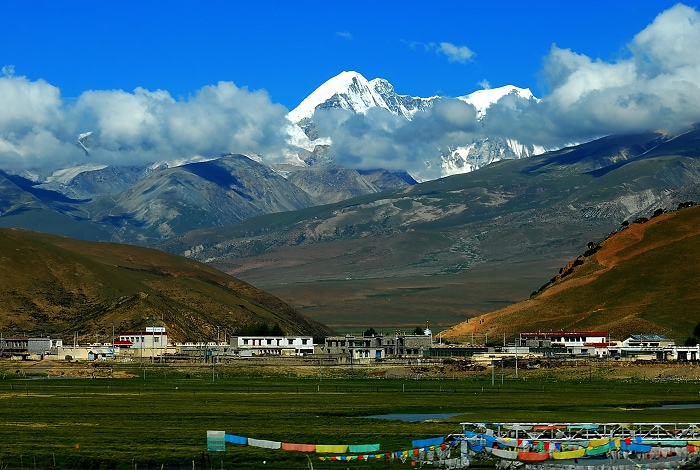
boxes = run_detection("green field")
[1,363,699,470]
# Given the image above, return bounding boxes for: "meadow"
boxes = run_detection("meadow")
[1,362,699,470]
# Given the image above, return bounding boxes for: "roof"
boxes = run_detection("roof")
[520,331,608,337]
[625,334,671,341]
[119,331,167,336]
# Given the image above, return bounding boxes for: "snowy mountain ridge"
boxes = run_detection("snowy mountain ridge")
[286,71,544,180]
[458,85,537,119]
[287,71,438,122]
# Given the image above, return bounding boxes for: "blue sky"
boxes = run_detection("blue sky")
[2,1,700,178]
[1,0,687,107]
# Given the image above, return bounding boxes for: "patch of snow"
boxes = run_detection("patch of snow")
[45,164,108,184]
[458,85,536,119]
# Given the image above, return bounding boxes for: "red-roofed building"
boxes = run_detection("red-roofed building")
[118,327,167,350]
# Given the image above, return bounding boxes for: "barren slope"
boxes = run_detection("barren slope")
[441,205,700,343]
[0,229,331,342]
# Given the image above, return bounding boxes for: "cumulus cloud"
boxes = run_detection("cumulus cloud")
[314,98,479,179]
[437,42,475,63]
[2,3,700,179]
[335,31,353,40]
[0,75,290,171]
[305,4,700,179]
[491,3,700,147]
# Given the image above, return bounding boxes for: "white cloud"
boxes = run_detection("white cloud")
[335,31,353,40]
[309,4,700,177]
[2,4,700,178]
[482,3,700,148]
[438,42,475,63]
[314,98,479,179]
[0,74,290,170]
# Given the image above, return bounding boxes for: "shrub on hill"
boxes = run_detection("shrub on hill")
[233,322,285,336]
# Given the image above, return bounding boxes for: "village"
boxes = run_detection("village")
[1,326,699,364]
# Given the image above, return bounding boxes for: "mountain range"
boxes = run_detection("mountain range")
[286,71,543,179]
[0,228,331,342]
[2,71,700,337]
[159,128,700,332]
[441,203,700,343]
[0,71,546,245]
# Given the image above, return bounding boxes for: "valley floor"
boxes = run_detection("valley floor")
[5,357,700,382]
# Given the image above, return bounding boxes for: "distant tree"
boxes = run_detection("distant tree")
[270,323,284,336]
[235,322,285,336]
[694,321,700,339]
[684,337,698,346]
[412,327,425,335]
[363,328,378,337]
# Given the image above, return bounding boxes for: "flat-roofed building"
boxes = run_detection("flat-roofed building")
[518,331,611,357]
[118,327,168,349]
[230,336,314,356]
[318,333,432,360]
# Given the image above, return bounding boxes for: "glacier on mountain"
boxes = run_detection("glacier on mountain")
[287,71,437,122]
[284,71,545,180]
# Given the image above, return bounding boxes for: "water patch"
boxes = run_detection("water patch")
[647,403,700,410]
[363,413,460,422]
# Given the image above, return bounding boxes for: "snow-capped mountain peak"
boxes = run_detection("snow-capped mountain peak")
[287,71,437,122]
[288,71,370,122]
[458,85,536,119]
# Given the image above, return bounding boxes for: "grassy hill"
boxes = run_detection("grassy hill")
[441,204,700,343]
[0,228,331,342]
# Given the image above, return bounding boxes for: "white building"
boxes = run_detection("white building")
[117,327,168,349]
[230,336,314,356]
[518,331,612,357]
[621,334,675,348]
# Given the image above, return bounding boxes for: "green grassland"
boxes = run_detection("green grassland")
[1,363,699,469]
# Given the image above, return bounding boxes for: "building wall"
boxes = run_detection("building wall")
[230,336,314,355]
[118,331,168,349]
[319,334,431,358]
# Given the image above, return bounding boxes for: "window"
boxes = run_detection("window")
[243,339,249,345]
[288,339,294,345]
[267,339,272,345]
[302,339,308,345]
[154,337,160,343]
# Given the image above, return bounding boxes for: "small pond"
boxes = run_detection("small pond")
[363,413,461,422]
[647,403,700,410]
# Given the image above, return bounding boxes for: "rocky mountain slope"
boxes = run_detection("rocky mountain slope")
[0,154,415,244]
[0,228,331,342]
[441,203,700,343]
[160,129,700,330]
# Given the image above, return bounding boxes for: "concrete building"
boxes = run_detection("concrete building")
[0,337,29,358]
[118,327,168,349]
[1,337,64,359]
[518,331,611,356]
[318,332,432,360]
[668,345,700,361]
[229,336,314,356]
[621,334,675,348]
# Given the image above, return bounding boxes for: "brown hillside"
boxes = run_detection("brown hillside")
[0,229,331,342]
[441,204,700,343]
